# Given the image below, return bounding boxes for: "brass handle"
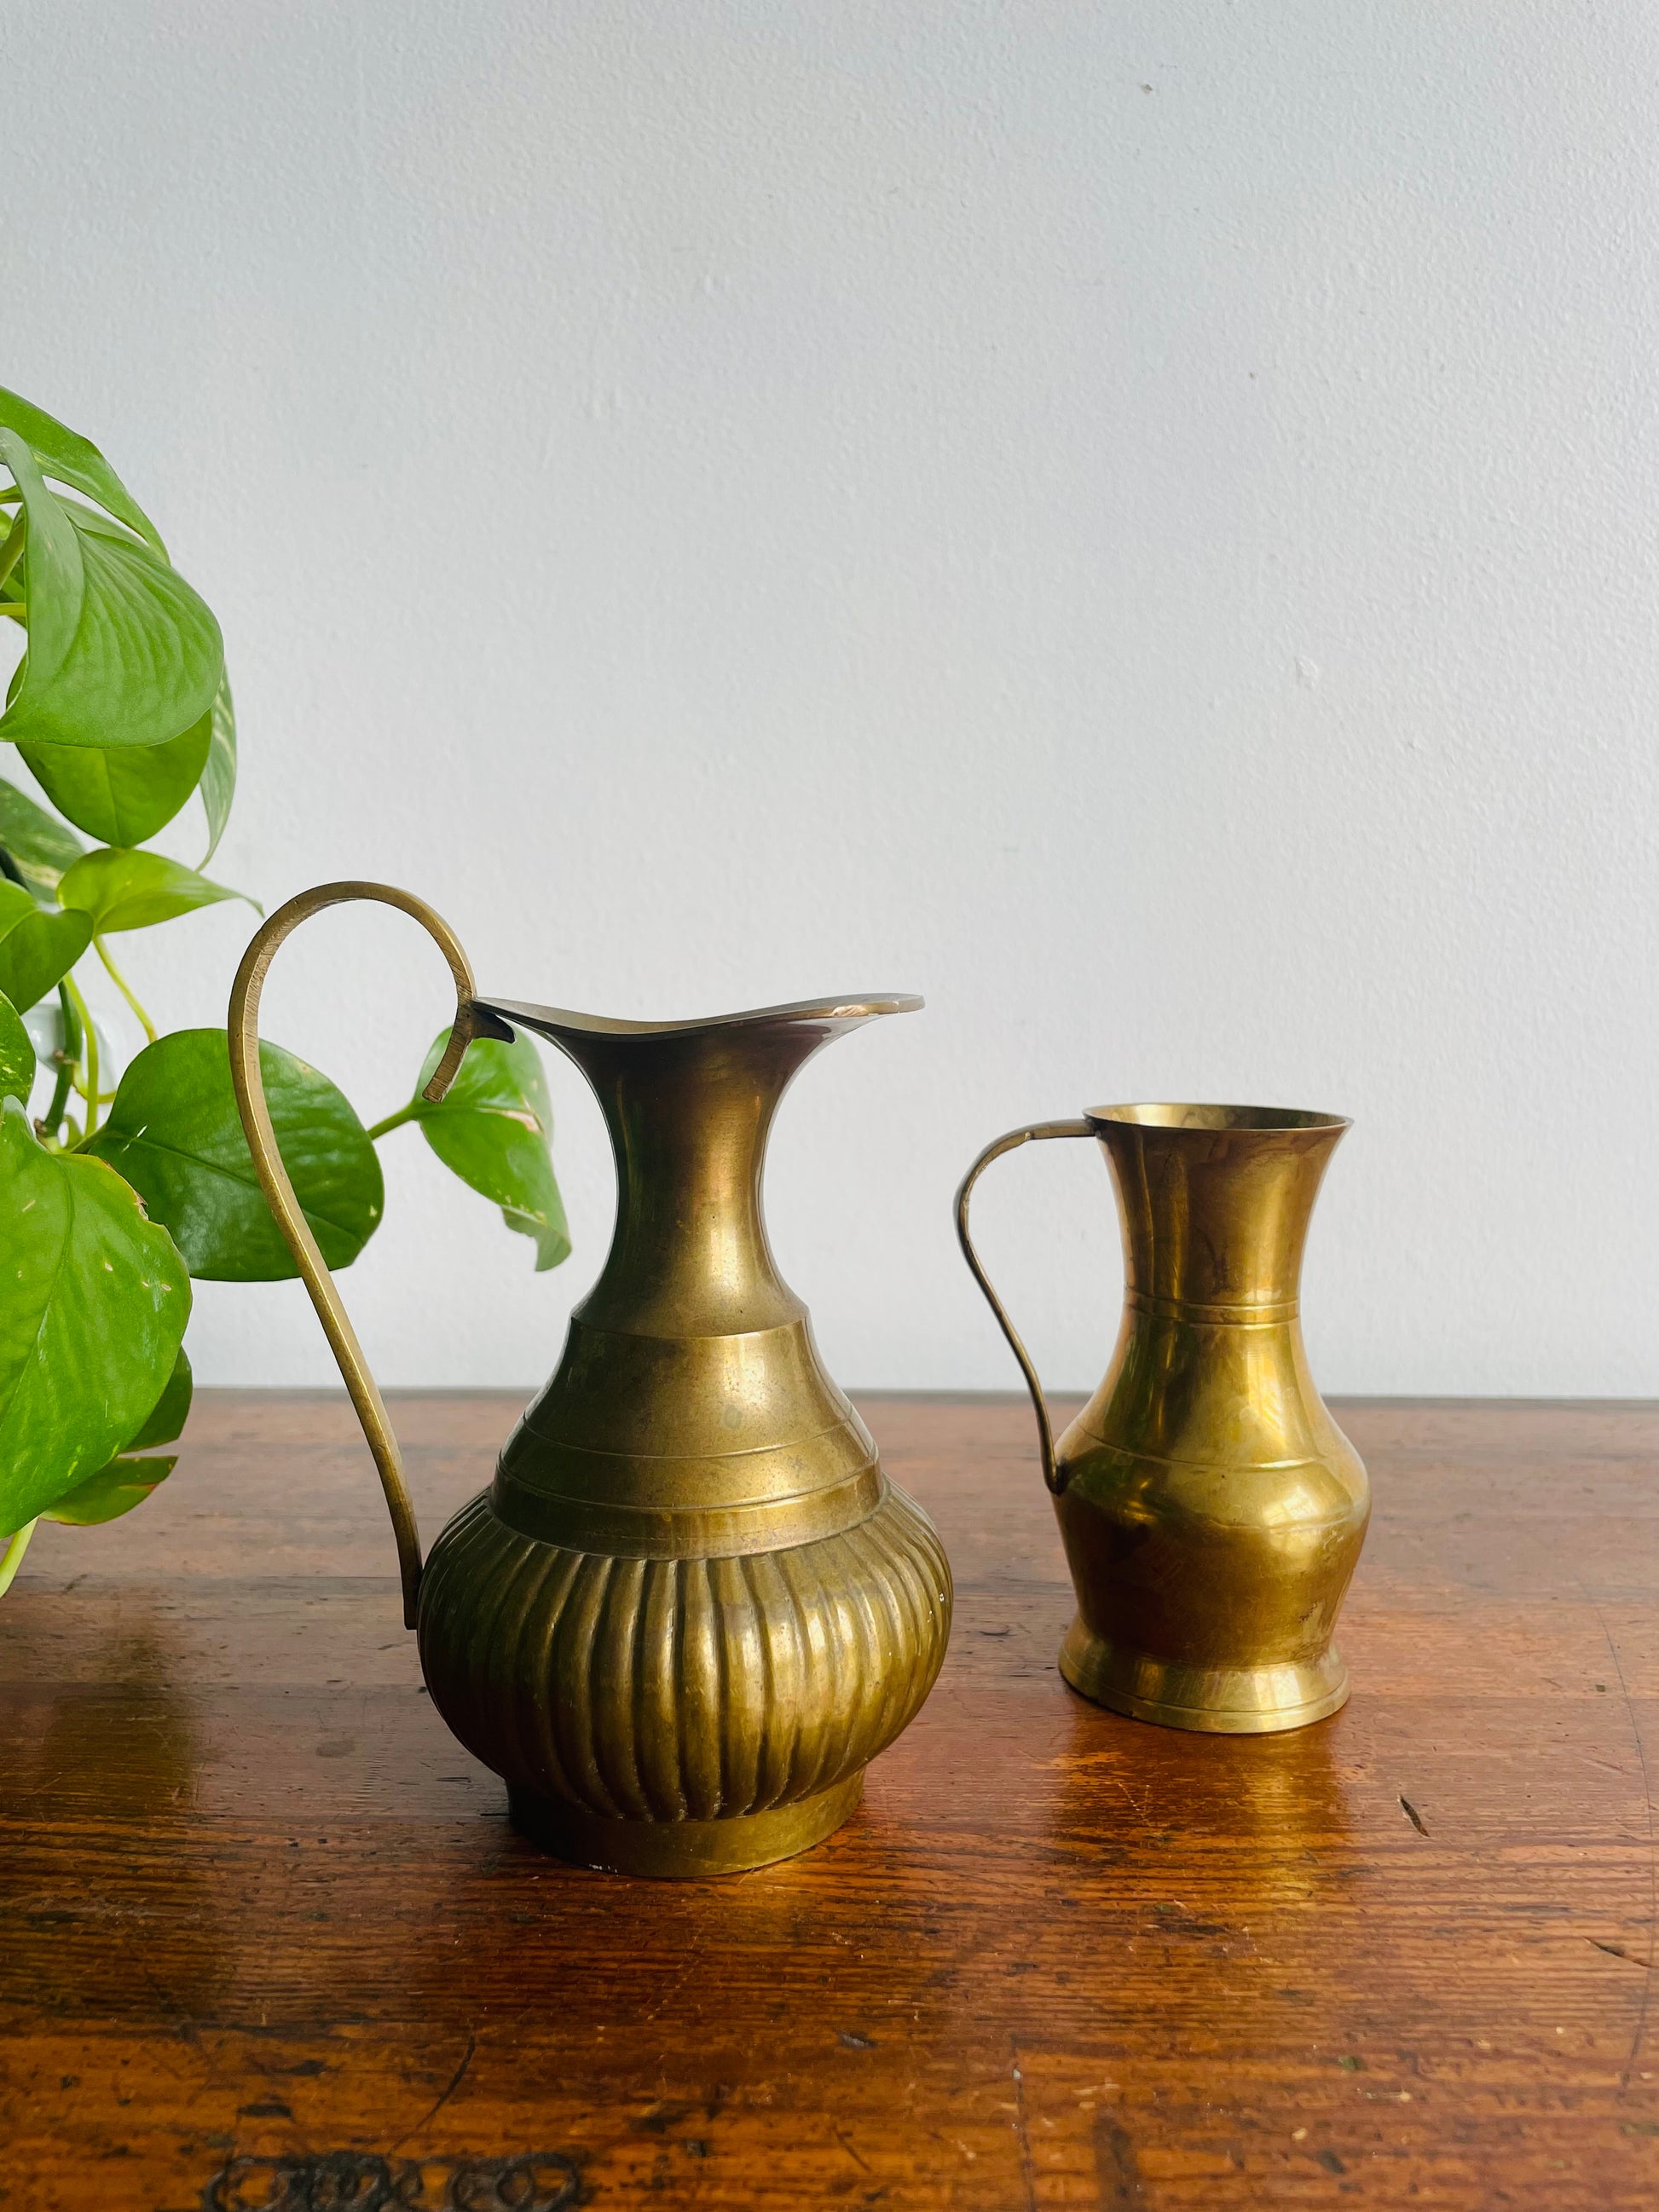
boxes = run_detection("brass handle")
[228,881,512,1629]
[954,1120,1095,1496]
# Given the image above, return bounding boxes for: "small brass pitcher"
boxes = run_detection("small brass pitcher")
[229,883,951,1874]
[956,1104,1367,1734]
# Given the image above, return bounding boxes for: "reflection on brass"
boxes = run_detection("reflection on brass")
[231,886,950,1875]
[957,1104,1368,1734]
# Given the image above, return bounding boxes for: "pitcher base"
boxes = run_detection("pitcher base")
[508,1773,864,1876]
[1059,1617,1350,1734]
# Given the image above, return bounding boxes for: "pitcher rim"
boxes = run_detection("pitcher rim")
[1085,1101,1351,1135]
[472,991,922,1042]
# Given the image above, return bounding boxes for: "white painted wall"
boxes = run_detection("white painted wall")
[5,3,1658,1398]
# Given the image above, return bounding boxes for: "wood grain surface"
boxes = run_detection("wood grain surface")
[3,1392,1658,2209]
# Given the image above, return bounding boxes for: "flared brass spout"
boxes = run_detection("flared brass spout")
[474,993,922,1340]
[472,992,923,1041]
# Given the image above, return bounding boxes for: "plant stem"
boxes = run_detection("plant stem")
[0,1519,38,1600]
[40,981,81,1141]
[94,935,157,1044]
[365,1101,422,1142]
[0,511,22,593]
[0,603,25,620]
[63,973,99,1138]
[0,847,75,1145]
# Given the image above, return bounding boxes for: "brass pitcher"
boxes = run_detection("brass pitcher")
[956,1104,1367,1734]
[228,883,951,1875]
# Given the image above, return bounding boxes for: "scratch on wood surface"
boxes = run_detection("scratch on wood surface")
[388,2030,475,2152]
[1095,2116,1146,2208]
[835,2127,872,2172]
[1111,1777,1156,1830]
[1593,1939,1656,1971]
[641,1929,713,2024]
[1399,1795,1429,1837]
[1010,2042,1036,2212]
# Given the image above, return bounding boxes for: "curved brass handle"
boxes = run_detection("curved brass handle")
[954,1120,1095,1496]
[228,881,512,1629]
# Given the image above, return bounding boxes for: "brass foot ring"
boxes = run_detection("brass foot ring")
[508,1773,864,1876]
[1059,1618,1350,1736]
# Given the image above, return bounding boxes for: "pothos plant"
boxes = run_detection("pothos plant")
[0,388,569,1598]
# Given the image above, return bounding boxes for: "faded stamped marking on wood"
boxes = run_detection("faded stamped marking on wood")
[191,2148,580,2210]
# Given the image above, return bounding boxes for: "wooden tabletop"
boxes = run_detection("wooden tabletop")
[3,1393,1658,2210]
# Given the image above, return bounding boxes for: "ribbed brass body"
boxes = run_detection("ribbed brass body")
[957,1104,1367,1735]
[415,990,951,1874]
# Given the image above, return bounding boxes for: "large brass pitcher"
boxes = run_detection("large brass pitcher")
[229,883,951,1874]
[957,1104,1367,1734]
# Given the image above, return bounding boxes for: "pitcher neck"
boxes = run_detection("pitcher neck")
[1094,1117,1346,1318]
[565,1023,830,1339]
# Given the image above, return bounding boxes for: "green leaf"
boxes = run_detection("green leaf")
[0,387,164,556]
[58,846,255,935]
[0,777,85,901]
[38,1342,193,1531]
[0,510,22,598]
[0,1095,190,1533]
[0,990,34,1102]
[41,1343,193,1528]
[128,1344,193,1450]
[403,1029,570,1271]
[0,431,222,752]
[3,560,220,858]
[21,714,211,847]
[199,672,236,863]
[43,1454,175,1527]
[85,1027,384,1281]
[0,879,92,1010]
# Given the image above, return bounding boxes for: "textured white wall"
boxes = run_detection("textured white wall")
[5,3,1658,1398]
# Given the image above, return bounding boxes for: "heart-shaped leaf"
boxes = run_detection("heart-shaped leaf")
[0,879,92,1010]
[0,388,163,555]
[0,777,85,902]
[58,846,256,934]
[86,1027,384,1281]
[0,1096,190,1533]
[22,713,212,846]
[0,990,35,1102]
[399,1029,570,1271]
[0,431,222,751]
[198,673,236,863]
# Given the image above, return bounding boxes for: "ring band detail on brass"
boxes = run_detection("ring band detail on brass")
[957,1101,1369,1736]
[492,1461,886,1560]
